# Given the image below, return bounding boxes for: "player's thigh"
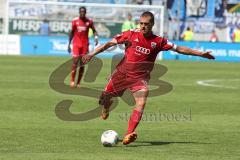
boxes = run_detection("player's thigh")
[72,45,81,58]
[99,72,125,106]
[104,79,125,97]
[72,56,81,65]
[104,71,127,96]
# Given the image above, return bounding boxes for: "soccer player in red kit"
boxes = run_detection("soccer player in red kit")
[82,11,214,145]
[68,6,98,88]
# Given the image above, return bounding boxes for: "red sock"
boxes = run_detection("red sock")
[126,109,143,135]
[77,66,84,84]
[71,64,77,82]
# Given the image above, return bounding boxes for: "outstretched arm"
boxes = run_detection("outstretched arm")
[173,46,215,60]
[82,38,118,64]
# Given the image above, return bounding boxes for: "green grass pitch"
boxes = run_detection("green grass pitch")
[0,56,239,160]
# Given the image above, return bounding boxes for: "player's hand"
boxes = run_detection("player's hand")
[201,51,215,60]
[82,54,94,64]
[67,45,71,54]
[94,37,99,46]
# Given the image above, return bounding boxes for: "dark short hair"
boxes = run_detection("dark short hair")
[141,11,154,24]
[79,6,86,12]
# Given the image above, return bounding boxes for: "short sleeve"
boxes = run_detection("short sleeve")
[161,38,177,51]
[113,30,132,44]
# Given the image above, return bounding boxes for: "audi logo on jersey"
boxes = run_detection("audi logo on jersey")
[135,46,150,55]
[77,26,87,32]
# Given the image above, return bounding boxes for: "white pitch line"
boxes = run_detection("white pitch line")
[196,79,239,89]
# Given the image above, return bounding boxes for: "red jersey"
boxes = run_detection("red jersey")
[71,17,95,46]
[113,29,176,79]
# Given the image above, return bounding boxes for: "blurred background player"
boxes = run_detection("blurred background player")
[121,13,136,32]
[82,11,214,145]
[232,26,240,43]
[181,27,194,41]
[68,6,98,88]
[209,30,219,42]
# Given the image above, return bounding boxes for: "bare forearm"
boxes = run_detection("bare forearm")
[68,31,74,45]
[176,46,203,56]
[82,39,118,64]
[90,41,116,56]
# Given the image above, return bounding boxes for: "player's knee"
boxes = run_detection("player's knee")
[135,101,146,110]
[72,58,79,65]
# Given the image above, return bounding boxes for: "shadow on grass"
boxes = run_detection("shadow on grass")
[125,140,212,147]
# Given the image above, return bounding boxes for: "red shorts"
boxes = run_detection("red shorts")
[72,44,89,57]
[104,70,148,97]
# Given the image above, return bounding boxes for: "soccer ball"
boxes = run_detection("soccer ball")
[101,130,119,147]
